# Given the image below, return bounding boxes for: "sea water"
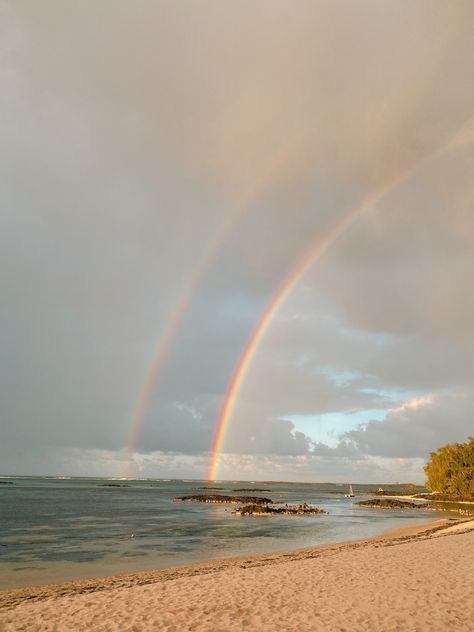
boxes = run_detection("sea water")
[0,477,445,589]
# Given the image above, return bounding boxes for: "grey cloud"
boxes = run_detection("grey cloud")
[343,394,473,458]
[1,2,473,477]
[213,452,427,484]
[225,416,313,456]
[138,400,215,455]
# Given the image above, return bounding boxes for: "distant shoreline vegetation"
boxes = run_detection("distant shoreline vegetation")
[359,437,474,514]
[424,437,473,500]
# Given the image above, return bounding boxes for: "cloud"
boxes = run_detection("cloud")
[1,2,473,479]
[343,394,473,458]
[193,452,427,484]
[0,445,423,484]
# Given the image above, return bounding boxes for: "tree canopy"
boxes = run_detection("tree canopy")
[424,437,474,497]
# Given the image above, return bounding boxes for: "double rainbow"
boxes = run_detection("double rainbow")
[124,134,309,460]
[207,120,474,480]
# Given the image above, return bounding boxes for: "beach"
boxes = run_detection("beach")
[1,518,472,631]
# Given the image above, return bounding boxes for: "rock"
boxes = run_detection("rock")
[355,499,430,509]
[414,492,474,502]
[232,503,327,516]
[175,494,273,504]
[191,487,225,491]
[232,488,272,492]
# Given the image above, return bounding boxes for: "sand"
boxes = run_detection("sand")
[1,518,473,631]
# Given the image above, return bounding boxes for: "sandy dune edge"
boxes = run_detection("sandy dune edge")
[1,518,473,631]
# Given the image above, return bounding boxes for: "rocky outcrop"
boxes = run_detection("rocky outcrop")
[175,495,273,504]
[232,503,327,516]
[232,488,271,492]
[355,499,430,509]
[414,493,474,502]
[191,487,225,491]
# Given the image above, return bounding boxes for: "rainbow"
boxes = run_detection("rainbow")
[124,267,211,457]
[123,133,309,464]
[207,120,474,480]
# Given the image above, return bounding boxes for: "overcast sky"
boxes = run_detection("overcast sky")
[1,1,473,482]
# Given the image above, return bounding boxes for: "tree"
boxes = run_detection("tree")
[424,437,474,496]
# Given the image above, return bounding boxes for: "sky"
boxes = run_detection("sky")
[1,1,473,482]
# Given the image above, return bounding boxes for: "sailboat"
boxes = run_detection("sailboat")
[344,484,354,498]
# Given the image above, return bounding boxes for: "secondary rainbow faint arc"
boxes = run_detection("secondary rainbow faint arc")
[207,120,474,481]
[124,135,309,459]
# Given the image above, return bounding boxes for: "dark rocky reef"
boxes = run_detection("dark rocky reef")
[97,483,129,487]
[0,481,13,484]
[233,503,327,516]
[191,487,225,491]
[414,493,474,503]
[175,494,273,504]
[355,499,430,509]
[232,488,271,492]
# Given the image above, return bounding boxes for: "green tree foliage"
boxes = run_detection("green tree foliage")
[424,437,474,496]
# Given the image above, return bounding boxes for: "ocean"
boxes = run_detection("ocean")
[0,477,445,589]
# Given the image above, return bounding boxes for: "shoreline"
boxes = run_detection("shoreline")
[1,516,472,611]
[374,493,474,505]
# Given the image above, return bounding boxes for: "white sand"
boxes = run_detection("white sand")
[1,519,473,632]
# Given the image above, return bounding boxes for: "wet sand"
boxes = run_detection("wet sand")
[1,518,473,631]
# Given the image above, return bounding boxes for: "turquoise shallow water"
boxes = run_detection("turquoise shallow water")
[0,477,444,589]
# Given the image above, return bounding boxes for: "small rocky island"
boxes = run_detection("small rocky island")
[233,488,272,492]
[175,495,329,516]
[355,499,431,510]
[233,503,327,516]
[175,494,273,504]
[191,487,225,491]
